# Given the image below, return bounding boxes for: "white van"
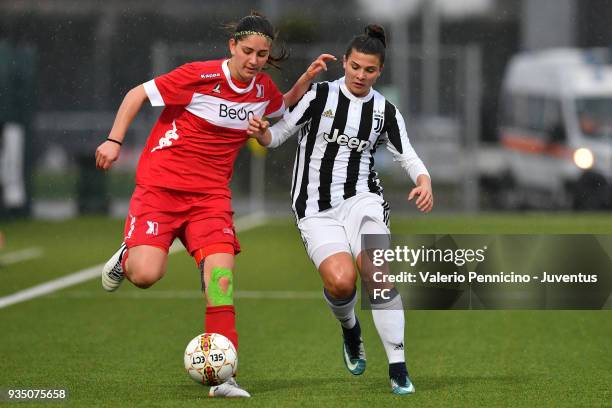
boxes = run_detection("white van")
[487,48,612,209]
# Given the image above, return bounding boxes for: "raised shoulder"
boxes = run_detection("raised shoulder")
[255,71,283,92]
[182,59,224,83]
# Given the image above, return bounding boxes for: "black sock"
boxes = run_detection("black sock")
[389,362,408,386]
[342,317,361,347]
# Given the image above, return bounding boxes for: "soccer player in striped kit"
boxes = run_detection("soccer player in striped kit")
[95,12,334,397]
[248,24,433,395]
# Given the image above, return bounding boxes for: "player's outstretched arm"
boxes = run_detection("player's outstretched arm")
[95,84,148,170]
[408,174,434,213]
[247,114,301,149]
[283,54,336,107]
[247,116,271,146]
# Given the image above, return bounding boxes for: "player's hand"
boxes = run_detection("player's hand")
[304,54,337,81]
[95,140,121,170]
[408,182,434,213]
[247,116,269,138]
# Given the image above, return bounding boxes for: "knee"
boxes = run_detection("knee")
[327,277,355,299]
[324,265,356,299]
[126,258,164,289]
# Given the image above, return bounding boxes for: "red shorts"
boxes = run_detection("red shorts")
[123,185,240,255]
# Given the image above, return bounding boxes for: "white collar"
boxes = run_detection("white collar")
[339,76,374,103]
[222,59,256,94]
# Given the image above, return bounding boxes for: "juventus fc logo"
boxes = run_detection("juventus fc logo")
[373,111,384,133]
[256,84,264,98]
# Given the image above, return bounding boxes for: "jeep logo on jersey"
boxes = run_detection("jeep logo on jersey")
[323,129,370,152]
[219,103,255,121]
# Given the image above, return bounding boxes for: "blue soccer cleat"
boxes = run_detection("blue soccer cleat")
[342,319,366,375]
[342,339,366,375]
[390,375,416,395]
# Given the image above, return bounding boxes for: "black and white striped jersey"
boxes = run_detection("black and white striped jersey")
[268,77,429,220]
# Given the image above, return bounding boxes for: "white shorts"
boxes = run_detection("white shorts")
[297,193,390,268]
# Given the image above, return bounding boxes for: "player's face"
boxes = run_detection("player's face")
[228,36,271,82]
[343,50,383,97]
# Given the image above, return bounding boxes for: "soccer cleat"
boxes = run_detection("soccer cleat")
[208,377,251,398]
[101,243,127,292]
[342,339,366,375]
[342,319,366,375]
[390,375,416,395]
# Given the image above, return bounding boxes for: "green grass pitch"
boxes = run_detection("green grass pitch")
[0,214,611,407]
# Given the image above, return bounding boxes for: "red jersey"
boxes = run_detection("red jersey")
[138,59,285,195]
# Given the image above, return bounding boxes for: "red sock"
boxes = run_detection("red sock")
[206,305,238,351]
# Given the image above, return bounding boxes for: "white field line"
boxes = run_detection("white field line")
[0,214,268,310]
[0,247,44,265]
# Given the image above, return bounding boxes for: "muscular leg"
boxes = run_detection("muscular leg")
[319,251,357,299]
[319,251,366,375]
[122,245,168,289]
[320,251,359,329]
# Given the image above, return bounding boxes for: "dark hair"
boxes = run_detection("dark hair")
[224,11,288,69]
[344,24,387,65]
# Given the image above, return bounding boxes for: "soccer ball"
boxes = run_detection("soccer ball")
[184,333,237,386]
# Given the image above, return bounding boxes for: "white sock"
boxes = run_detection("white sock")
[371,290,405,363]
[324,288,357,329]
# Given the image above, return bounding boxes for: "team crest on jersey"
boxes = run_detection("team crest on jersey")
[322,109,335,118]
[212,83,221,94]
[255,83,264,98]
[373,110,384,133]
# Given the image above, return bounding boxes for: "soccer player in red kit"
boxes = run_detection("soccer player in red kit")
[94,12,334,397]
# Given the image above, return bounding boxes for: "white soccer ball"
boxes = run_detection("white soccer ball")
[184,333,237,386]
